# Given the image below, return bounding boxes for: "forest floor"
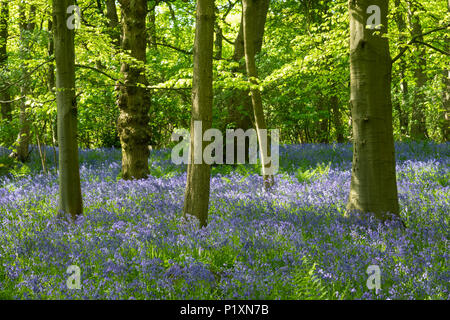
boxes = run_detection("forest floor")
[0,142,448,299]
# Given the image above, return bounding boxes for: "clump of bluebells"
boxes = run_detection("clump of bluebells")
[0,142,448,299]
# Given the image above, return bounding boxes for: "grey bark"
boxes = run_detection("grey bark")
[53,0,83,220]
[183,0,215,227]
[346,0,400,221]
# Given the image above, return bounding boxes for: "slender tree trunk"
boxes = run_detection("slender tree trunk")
[0,1,11,121]
[106,0,121,47]
[243,0,274,189]
[331,94,345,143]
[441,0,450,142]
[53,0,83,220]
[346,0,400,221]
[226,0,269,162]
[214,22,222,60]
[317,96,330,143]
[394,0,409,137]
[117,0,151,180]
[407,2,427,140]
[148,3,157,50]
[13,4,36,162]
[183,0,215,227]
[47,19,55,92]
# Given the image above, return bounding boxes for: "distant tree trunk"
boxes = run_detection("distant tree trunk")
[227,0,269,162]
[394,0,409,137]
[346,0,400,221]
[148,3,157,50]
[441,0,450,142]
[243,0,274,189]
[317,96,330,143]
[214,22,222,60]
[183,0,215,228]
[13,4,36,162]
[407,2,427,140]
[106,0,121,47]
[117,0,151,180]
[53,0,83,220]
[47,19,55,92]
[331,95,345,143]
[0,1,11,121]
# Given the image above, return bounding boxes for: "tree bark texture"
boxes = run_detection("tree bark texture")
[243,0,274,188]
[183,0,215,227]
[407,2,428,140]
[347,0,400,220]
[0,1,11,121]
[53,0,83,220]
[117,0,151,180]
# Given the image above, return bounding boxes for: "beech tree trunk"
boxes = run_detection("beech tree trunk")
[331,94,345,143]
[148,3,157,50]
[183,0,215,227]
[441,0,450,142]
[47,19,55,93]
[53,0,83,220]
[242,0,274,189]
[347,0,400,221]
[394,0,409,137]
[117,0,151,180]
[106,0,121,47]
[407,2,428,140]
[13,4,36,162]
[227,0,269,149]
[0,1,11,121]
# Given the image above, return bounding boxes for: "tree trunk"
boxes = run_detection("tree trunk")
[148,3,157,50]
[106,0,121,47]
[331,95,345,143]
[242,0,274,189]
[226,0,269,162]
[183,0,215,228]
[47,19,55,92]
[346,0,400,221]
[394,0,409,137]
[53,0,83,220]
[441,0,450,142]
[407,2,428,140]
[13,4,36,162]
[0,1,11,121]
[117,0,151,180]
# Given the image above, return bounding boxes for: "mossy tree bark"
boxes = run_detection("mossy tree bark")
[13,3,36,162]
[441,0,450,142]
[346,0,400,221]
[117,0,151,180]
[0,1,11,121]
[183,0,215,227]
[53,0,83,220]
[242,0,274,189]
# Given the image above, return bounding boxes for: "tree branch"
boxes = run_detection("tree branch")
[392,24,449,64]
